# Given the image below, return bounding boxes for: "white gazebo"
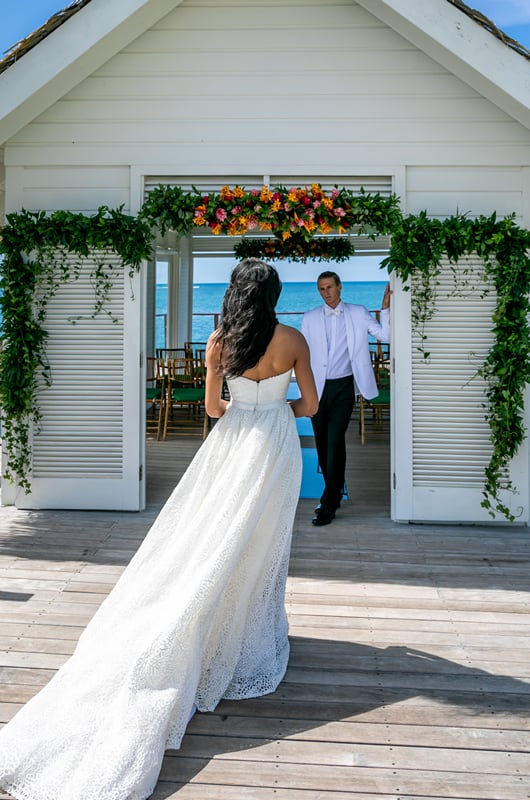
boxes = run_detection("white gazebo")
[0,0,529,523]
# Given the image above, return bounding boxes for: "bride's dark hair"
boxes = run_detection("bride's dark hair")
[214,258,282,377]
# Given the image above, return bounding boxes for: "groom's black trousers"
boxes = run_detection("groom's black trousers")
[311,375,355,512]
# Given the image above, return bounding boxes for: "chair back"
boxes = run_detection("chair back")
[166,356,203,388]
[146,356,165,385]
[156,347,187,360]
[184,341,207,359]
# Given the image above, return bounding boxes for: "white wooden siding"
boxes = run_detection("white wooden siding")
[406,166,526,220]
[4,0,530,185]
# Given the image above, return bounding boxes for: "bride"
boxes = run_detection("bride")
[0,258,318,800]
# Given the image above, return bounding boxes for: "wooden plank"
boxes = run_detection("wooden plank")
[0,429,529,800]
[159,757,530,800]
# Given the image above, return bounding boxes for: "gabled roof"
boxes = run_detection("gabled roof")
[447,0,530,62]
[1,0,528,75]
[0,0,529,145]
[0,0,93,72]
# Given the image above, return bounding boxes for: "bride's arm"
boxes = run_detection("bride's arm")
[205,335,229,418]
[290,332,319,418]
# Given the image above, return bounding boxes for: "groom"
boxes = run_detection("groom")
[301,271,390,526]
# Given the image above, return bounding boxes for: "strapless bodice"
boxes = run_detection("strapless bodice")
[227,369,293,409]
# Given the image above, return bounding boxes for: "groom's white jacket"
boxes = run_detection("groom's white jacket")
[301,304,390,401]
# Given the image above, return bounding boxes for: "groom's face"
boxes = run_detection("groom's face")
[318,277,342,309]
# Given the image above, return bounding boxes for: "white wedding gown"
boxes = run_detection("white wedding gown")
[0,370,302,800]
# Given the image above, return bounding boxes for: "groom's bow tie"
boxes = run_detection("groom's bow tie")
[324,305,342,316]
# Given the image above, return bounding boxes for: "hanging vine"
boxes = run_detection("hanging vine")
[0,206,153,491]
[383,211,530,521]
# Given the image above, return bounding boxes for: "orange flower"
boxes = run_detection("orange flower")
[282,230,291,240]
[260,186,273,202]
[220,185,233,201]
[259,221,273,231]
[232,185,245,198]
[211,224,222,235]
[287,191,298,203]
[322,197,334,210]
[193,216,207,226]
[319,222,333,234]
[271,200,281,212]
[303,218,316,233]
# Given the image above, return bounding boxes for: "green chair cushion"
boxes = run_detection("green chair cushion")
[370,388,390,405]
[171,388,205,402]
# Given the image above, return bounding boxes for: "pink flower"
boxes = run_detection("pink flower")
[334,207,346,217]
[247,216,258,230]
[331,188,339,199]
[215,208,228,221]
[251,188,259,196]
[313,200,321,209]
[231,205,242,215]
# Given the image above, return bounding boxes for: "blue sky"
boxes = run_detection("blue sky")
[1,1,528,282]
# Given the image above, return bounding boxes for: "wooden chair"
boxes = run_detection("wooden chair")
[184,341,207,359]
[359,364,390,445]
[162,356,206,439]
[156,347,187,360]
[146,356,165,440]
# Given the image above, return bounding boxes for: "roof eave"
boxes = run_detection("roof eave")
[356,0,530,130]
[0,0,185,145]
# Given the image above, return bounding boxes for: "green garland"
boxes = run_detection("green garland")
[383,211,530,521]
[139,183,402,239]
[1,185,530,523]
[234,236,356,262]
[0,206,152,491]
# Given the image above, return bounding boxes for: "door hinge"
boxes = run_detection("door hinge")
[139,464,143,481]
[139,352,144,369]
[393,472,396,489]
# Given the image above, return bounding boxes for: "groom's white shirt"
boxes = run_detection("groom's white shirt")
[301,303,390,400]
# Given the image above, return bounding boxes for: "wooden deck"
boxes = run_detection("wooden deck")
[1,409,530,799]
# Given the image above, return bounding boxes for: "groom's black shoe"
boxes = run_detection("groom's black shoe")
[312,506,335,526]
[314,502,340,514]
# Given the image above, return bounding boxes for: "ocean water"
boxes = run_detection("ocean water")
[156,281,387,349]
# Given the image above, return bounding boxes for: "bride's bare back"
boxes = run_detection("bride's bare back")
[205,323,318,419]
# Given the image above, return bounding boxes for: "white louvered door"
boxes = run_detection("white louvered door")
[15,252,142,510]
[392,256,529,524]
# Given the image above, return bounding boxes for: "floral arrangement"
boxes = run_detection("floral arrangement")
[190,183,399,242]
[192,184,350,240]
